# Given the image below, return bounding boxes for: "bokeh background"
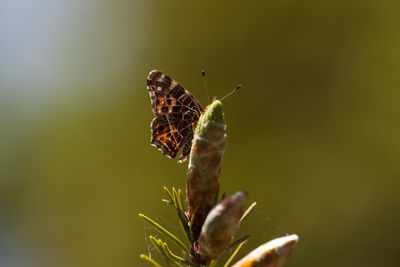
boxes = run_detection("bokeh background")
[1,0,399,266]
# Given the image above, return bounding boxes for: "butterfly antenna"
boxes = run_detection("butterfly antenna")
[220,84,241,102]
[202,69,211,103]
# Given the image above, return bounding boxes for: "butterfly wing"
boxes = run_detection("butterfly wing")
[147,70,203,162]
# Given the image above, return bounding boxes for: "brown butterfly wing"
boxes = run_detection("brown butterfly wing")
[147,70,203,162]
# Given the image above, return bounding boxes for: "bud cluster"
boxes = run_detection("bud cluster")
[140,100,298,267]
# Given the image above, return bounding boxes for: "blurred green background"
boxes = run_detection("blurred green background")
[1,0,399,266]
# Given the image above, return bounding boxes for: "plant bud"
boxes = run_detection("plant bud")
[232,234,299,267]
[194,191,247,262]
[186,100,226,240]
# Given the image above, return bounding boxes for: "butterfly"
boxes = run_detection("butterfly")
[146,70,204,163]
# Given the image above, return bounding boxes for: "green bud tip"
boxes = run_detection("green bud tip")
[196,100,224,135]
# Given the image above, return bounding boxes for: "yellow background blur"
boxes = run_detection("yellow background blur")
[1,0,399,266]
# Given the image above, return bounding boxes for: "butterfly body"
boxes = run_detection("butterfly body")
[147,70,204,162]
